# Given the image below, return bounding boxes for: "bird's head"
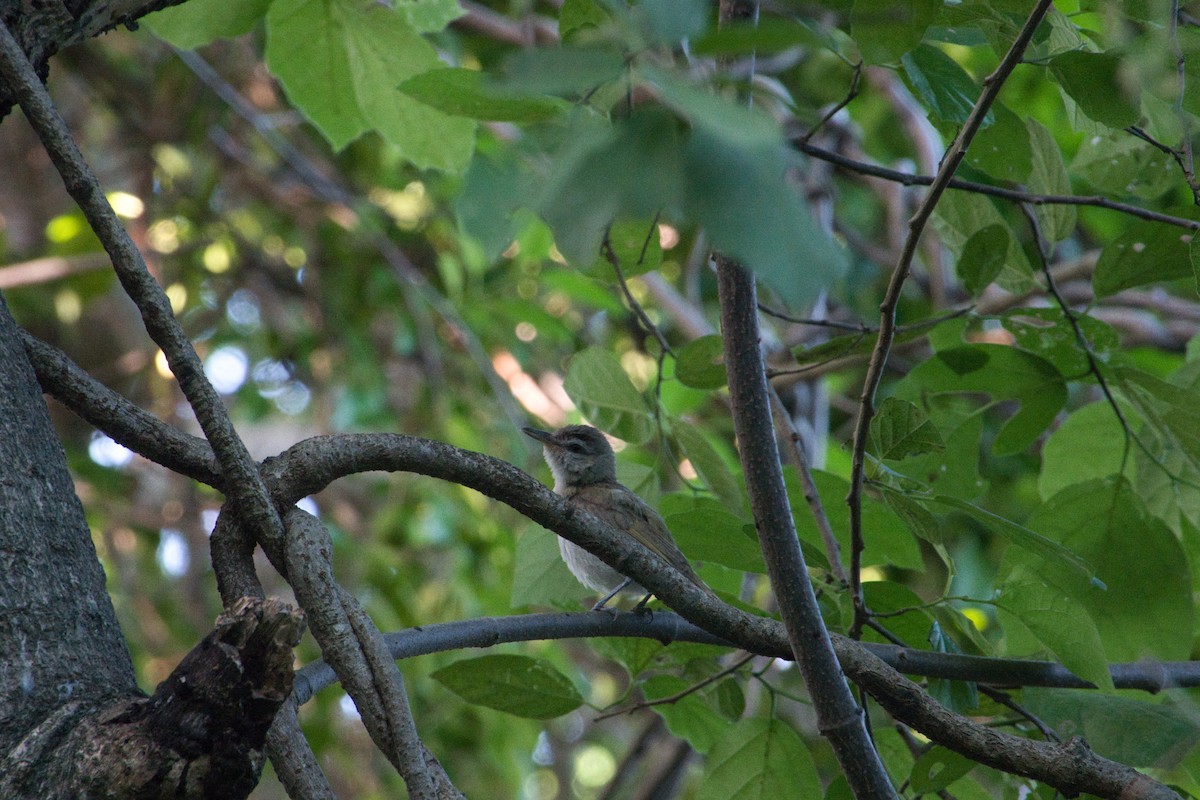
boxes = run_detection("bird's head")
[523,424,617,488]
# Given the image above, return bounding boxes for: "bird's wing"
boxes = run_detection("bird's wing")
[592,484,705,586]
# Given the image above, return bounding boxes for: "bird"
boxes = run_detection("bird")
[522,424,712,609]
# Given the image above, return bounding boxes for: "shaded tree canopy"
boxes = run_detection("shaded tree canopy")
[3,0,1200,798]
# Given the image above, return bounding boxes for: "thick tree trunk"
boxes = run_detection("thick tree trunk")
[0,288,138,764]
[0,279,303,799]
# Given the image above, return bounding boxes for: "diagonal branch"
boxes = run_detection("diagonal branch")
[845,0,1057,637]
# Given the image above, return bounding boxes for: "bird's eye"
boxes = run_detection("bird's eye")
[566,442,585,453]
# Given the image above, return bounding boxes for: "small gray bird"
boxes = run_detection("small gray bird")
[523,424,711,609]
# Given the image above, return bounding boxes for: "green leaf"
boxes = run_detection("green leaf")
[562,347,654,443]
[644,675,728,753]
[650,74,847,307]
[789,470,924,571]
[988,308,1118,378]
[266,0,369,149]
[1114,366,1200,467]
[672,419,744,511]
[1023,688,1200,767]
[851,0,940,64]
[637,0,709,44]
[895,345,1066,455]
[675,335,727,390]
[538,108,683,267]
[1016,479,1193,662]
[1050,51,1142,130]
[966,103,1032,184]
[901,44,982,125]
[499,47,627,96]
[431,654,583,719]
[692,18,823,56]
[870,397,945,461]
[1093,220,1195,297]
[910,747,975,794]
[1071,133,1177,200]
[394,0,464,33]
[559,0,610,39]
[932,494,1098,584]
[931,192,1032,293]
[511,528,590,607]
[996,577,1114,690]
[398,68,568,122]
[592,637,665,679]
[879,488,943,544]
[145,0,271,48]
[265,0,475,169]
[957,224,1009,296]
[1027,118,1076,242]
[664,497,764,573]
[605,218,663,277]
[454,151,532,262]
[905,411,986,501]
[1038,401,1131,501]
[697,718,820,799]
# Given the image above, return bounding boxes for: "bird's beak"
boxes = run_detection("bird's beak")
[522,426,557,446]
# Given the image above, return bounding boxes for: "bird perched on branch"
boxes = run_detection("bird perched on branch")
[523,424,713,609]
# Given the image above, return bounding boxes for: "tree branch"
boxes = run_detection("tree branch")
[845,0,1057,637]
[793,139,1200,231]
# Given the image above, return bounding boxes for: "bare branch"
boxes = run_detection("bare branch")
[845,0,1057,638]
[793,139,1200,231]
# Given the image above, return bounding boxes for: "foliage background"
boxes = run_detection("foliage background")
[5,0,1200,797]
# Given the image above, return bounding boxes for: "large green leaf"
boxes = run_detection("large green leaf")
[697,717,820,799]
[957,224,1009,296]
[910,747,976,794]
[1038,400,1131,501]
[966,103,1032,184]
[538,107,684,268]
[1050,51,1142,130]
[672,419,744,511]
[931,192,1033,293]
[869,397,945,461]
[663,495,763,573]
[398,68,568,122]
[1013,479,1193,661]
[996,576,1113,690]
[1093,220,1195,297]
[1027,118,1077,241]
[561,347,654,443]
[894,345,1067,455]
[675,335,727,390]
[1071,133,1178,200]
[901,44,983,125]
[265,0,475,169]
[930,494,1099,585]
[511,528,590,607]
[431,654,583,719]
[789,470,924,572]
[145,0,271,47]
[850,0,940,64]
[644,675,730,754]
[1023,689,1200,768]
[986,308,1118,379]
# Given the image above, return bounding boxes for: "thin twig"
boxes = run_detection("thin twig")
[799,61,862,145]
[978,686,1061,743]
[793,139,1200,231]
[593,652,756,721]
[845,0,1057,639]
[1169,0,1200,203]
